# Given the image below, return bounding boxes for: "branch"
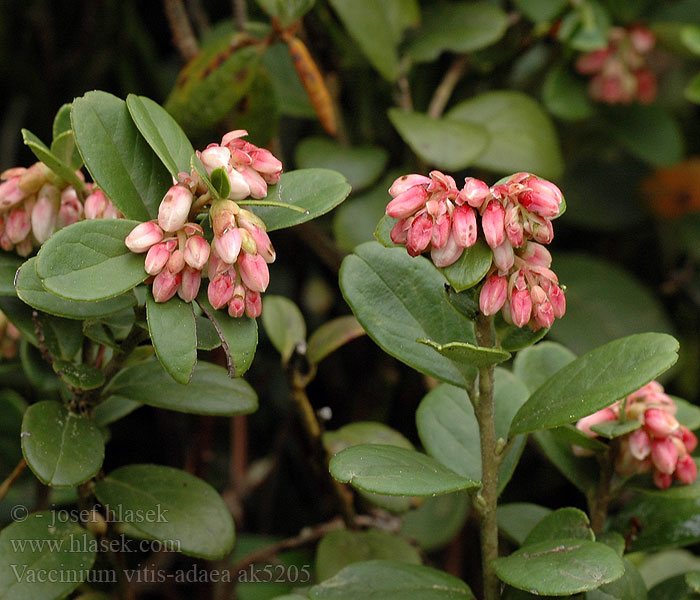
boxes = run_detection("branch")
[0,458,27,503]
[163,0,200,60]
[427,55,469,119]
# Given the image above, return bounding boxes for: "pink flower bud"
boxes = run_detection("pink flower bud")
[575,48,612,75]
[183,222,204,236]
[675,454,698,485]
[531,220,554,244]
[531,285,554,329]
[238,218,275,263]
[482,200,506,248]
[238,251,270,292]
[207,247,228,280]
[31,184,59,244]
[628,427,652,460]
[166,249,185,274]
[541,279,566,319]
[406,214,432,257]
[199,145,231,174]
[178,266,201,302]
[681,426,698,453]
[492,240,514,273]
[644,408,679,438]
[629,27,655,54]
[184,235,210,270]
[250,148,283,179]
[152,269,181,303]
[18,162,51,194]
[480,275,507,316]
[628,380,664,400]
[158,185,193,233]
[389,174,431,197]
[635,68,657,104]
[125,220,164,253]
[210,200,239,237]
[245,290,262,318]
[221,129,249,147]
[386,186,428,219]
[239,229,257,255]
[427,170,457,197]
[6,208,31,244]
[504,204,524,247]
[208,271,236,309]
[431,232,463,268]
[520,242,552,268]
[457,177,490,208]
[452,206,477,248]
[519,178,562,218]
[651,437,679,474]
[653,470,673,489]
[510,287,532,327]
[430,213,450,250]
[0,233,13,252]
[84,189,108,220]
[57,187,83,228]
[145,241,173,275]
[239,166,268,199]
[228,293,246,318]
[226,166,251,200]
[214,227,242,264]
[0,175,25,210]
[576,407,617,437]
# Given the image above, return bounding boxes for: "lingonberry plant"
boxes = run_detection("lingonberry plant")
[1,1,700,600]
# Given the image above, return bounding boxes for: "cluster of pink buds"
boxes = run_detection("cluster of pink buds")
[575,26,657,105]
[125,130,281,319]
[0,309,20,359]
[576,381,698,489]
[0,163,121,256]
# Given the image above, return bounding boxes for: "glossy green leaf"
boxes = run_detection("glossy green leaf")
[523,508,594,546]
[21,401,104,487]
[250,169,351,231]
[374,214,400,248]
[0,254,23,296]
[52,360,105,390]
[50,130,82,170]
[196,314,221,350]
[587,559,648,600]
[649,574,700,600]
[513,0,567,21]
[557,1,611,51]
[595,531,625,557]
[408,1,509,62]
[513,341,577,393]
[196,293,258,377]
[316,530,421,581]
[340,243,477,386]
[0,512,96,600]
[210,167,231,200]
[447,91,564,179]
[543,63,594,121]
[533,429,599,492]
[261,296,306,363]
[510,333,679,435]
[21,128,86,192]
[255,0,315,27]
[94,464,235,559]
[675,397,700,431]
[103,359,257,416]
[330,444,480,496]
[16,257,136,319]
[72,91,171,219]
[307,316,365,365]
[606,104,684,168]
[681,25,700,54]
[548,254,674,355]
[295,137,388,192]
[590,419,641,439]
[496,316,549,352]
[146,292,197,384]
[441,241,493,292]
[400,491,470,552]
[388,109,489,171]
[327,0,419,80]
[92,396,142,426]
[52,102,73,140]
[493,538,625,595]
[685,72,700,104]
[418,339,510,369]
[497,503,552,546]
[309,559,475,599]
[36,219,148,301]
[126,94,195,177]
[19,340,59,393]
[323,422,413,456]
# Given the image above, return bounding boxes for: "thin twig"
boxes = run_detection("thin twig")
[186,0,210,34]
[427,55,469,119]
[163,0,200,60]
[0,459,27,503]
[233,0,248,31]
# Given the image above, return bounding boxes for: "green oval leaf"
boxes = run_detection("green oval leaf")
[50,130,82,170]
[36,219,148,302]
[250,169,351,231]
[0,254,24,296]
[329,444,480,496]
[210,166,231,200]
[16,257,136,319]
[52,102,73,140]
[295,137,388,192]
[340,242,477,386]
[590,419,641,439]
[418,338,510,369]
[497,503,552,546]
[510,333,679,435]
[309,559,475,599]
[408,1,509,62]
[492,539,625,595]
[441,241,493,292]
[307,316,365,365]
[0,512,96,600]
[72,91,171,219]
[126,94,195,177]
[447,91,564,179]
[316,530,421,582]
[196,292,258,377]
[94,464,235,559]
[146,292,197,384]
[388,109,490,171]
[522,508,594,546]
[261,296,306,363]
[512,341,577,393]
[21,401,105,487]
[196,314,221,351]
[587,559,648,600]
[542,62,594,121]
[52,360,106,390]
[400,491,471,553]
[103,359,257,416]
[21,128,86,192]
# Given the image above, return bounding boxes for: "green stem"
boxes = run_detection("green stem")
[474,314,501,600]
[588,442,617,534]
[237,199,309,214]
